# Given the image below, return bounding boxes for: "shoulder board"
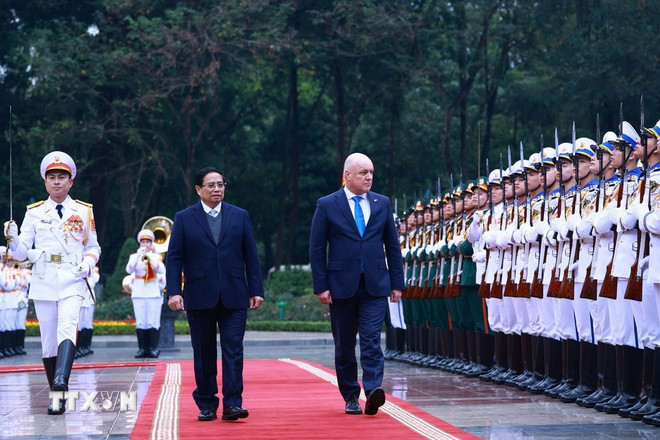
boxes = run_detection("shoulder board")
[75,199,93,208]
[27,200,45,210]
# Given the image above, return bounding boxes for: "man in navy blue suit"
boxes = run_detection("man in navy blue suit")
[166,167,264,422]
[309,153,404,416]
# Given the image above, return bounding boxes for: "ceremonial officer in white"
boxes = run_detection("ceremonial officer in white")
[126,229,165,358]
[4,151,101,414]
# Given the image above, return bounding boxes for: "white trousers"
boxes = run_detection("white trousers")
[630,281,660,348]
[605,279,638,347]
[34,296,83,357]
[540,285,559,340]
[572,283,593,342]
[132,297,162,329]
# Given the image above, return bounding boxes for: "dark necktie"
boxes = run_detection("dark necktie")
[56,204,63,219]
[352,196,365,236]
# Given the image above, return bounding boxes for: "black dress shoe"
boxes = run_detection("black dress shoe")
[365,387,386,415]
[198,408,217,421]
[48,393,66,415]
[222,406,249,420]
[345,396,362,414]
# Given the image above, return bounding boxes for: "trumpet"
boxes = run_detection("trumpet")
[142,254,150,262]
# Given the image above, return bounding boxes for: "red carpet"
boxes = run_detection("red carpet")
[132,359,480,440]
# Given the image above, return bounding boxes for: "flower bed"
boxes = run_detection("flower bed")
[24,319,330,336]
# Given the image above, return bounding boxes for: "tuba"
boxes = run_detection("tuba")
[141,216,173,255]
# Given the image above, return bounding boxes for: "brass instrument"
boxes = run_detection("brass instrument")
[142,254,150,262]
[141,216,173,254]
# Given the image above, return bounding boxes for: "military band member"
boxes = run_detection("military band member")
[4,151,101,415]
[126,229,165,358]
[0,246,18,358]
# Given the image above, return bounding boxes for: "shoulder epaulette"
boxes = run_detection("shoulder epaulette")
[27,200,45,210]
[75,199,93,208]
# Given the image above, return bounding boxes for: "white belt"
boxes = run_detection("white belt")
[44,253,76,264]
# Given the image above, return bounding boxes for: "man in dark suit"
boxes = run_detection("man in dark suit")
[166,167,264,422]
[309,153,404,416]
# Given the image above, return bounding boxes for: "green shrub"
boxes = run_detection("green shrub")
[93,295,136,321]
[103,238,137,302]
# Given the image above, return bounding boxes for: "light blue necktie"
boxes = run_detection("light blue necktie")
[209,209,218,218]
[352,196,365,236]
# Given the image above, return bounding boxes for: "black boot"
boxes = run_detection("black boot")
[135,329,148,358]
[546,339,579,398]
[633,346,660,421]
[621,346,653,418]
[2,331,16,357]
[52,339,76,392]
[578,342,617,408]
[528,337,562,394]
[43,356,65,415]
[86,328,94,355]
[75,330,85,358]
[560,341,597,403]
[602,345,642,414]
[507,333,533,387]
[493,333,522,385]
[14,329,27,355]
[518,335,544,390]
[147,328,160,358]
[481,331,507,381]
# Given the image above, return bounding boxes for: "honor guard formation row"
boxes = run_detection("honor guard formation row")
[384,116,660,426]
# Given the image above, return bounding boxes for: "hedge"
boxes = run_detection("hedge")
[24,319,331,336]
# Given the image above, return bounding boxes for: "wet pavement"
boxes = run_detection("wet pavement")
[0,333,657,439]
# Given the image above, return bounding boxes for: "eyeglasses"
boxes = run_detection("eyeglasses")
[201,182,226,189]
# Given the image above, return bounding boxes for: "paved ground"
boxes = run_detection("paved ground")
[0,333,658,439]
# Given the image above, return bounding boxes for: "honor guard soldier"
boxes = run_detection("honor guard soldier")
[0,246,18,358]
[126,229,165,358]
[627,119,660,424]
[4,151,101,415]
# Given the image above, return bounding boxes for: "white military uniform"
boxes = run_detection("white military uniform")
[126,230,165,330]
[8,152,101,358]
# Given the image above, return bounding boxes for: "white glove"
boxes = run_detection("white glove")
[592,209,615,234]
[566,213,581,231]
[511,229,524,245]
[472,250,487,263]
[496,231,510,250]
[483,230,497,249]
[518,223,532,244]
[72,257,95,279]
[534,220,550,237]
[550,216,567,234]
[4,221,18,251]
[609,206,626,228]
[557,223,571,241]
[619,206,639,231]
[575,218,594,238]
[524,223,539,242]
[542,230,557,247]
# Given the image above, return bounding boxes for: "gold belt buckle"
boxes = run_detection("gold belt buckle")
[50,254,62,263]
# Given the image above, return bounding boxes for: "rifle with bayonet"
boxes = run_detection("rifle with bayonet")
[531,135,548,298]
[490,154,507,299]
[548,129,565,298]
[451,170,466,297]
[478,160,493,299]
[600,104,626,299]
[504,145,519,297]
[581,115,602,300]
[625,95,650,301]
[559,122,580,299]
[517,141,532,297]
